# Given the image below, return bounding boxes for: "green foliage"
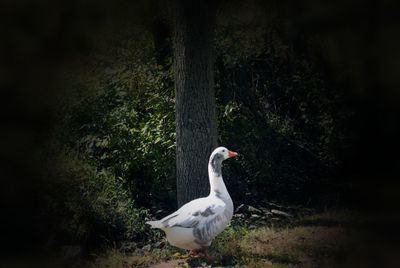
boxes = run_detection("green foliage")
[42,152,152,250]
[50,29,177,250]
[51,17,355,254]
[60,30,176,211]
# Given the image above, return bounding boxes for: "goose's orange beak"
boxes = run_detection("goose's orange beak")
[228,150,238,158]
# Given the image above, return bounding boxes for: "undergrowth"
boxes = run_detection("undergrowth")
[87,210,369,267]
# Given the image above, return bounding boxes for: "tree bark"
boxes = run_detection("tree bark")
[173,0,218,207]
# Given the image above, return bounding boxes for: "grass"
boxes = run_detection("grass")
[239,226,355,266]
[84,249,154,268]
[85,209,387,267]
[192,210,362,267]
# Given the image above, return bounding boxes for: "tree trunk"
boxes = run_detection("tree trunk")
[173,0,218,207]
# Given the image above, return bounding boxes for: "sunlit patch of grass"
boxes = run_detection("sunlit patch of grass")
[204,211,362,267]
[210,223,250,265]
[239,227,301,265]
[239,225,358,267]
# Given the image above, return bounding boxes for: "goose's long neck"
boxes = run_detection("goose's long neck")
[208,159,229,196]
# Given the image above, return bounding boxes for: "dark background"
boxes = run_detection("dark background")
[1,0,400,264]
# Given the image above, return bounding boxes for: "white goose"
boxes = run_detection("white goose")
[146,147,238,258]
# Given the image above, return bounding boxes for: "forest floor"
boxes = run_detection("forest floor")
[84,205,400,268]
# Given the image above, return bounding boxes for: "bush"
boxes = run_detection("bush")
[41,151,154,251]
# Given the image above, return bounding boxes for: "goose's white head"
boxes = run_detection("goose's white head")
[209,147,238,187]
[209,146,238,163]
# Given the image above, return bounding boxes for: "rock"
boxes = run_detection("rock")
[265,202,285,210]
[247,205,262,214]
[233,213,245,219]
[265,212,273,217]
[155,209,165,216]
[235,204,248,214]
[154,241,164,248]
[271,209,292,218]
[259,206,270,214]
[142,244,152,251]
[258,220,268,225]
[249,214,261,221]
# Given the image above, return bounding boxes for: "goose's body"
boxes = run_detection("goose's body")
[146,147,237,255]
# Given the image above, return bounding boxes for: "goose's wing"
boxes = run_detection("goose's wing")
[158,197,226,229]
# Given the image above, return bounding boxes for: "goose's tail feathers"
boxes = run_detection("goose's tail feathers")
[146,220,162,229]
